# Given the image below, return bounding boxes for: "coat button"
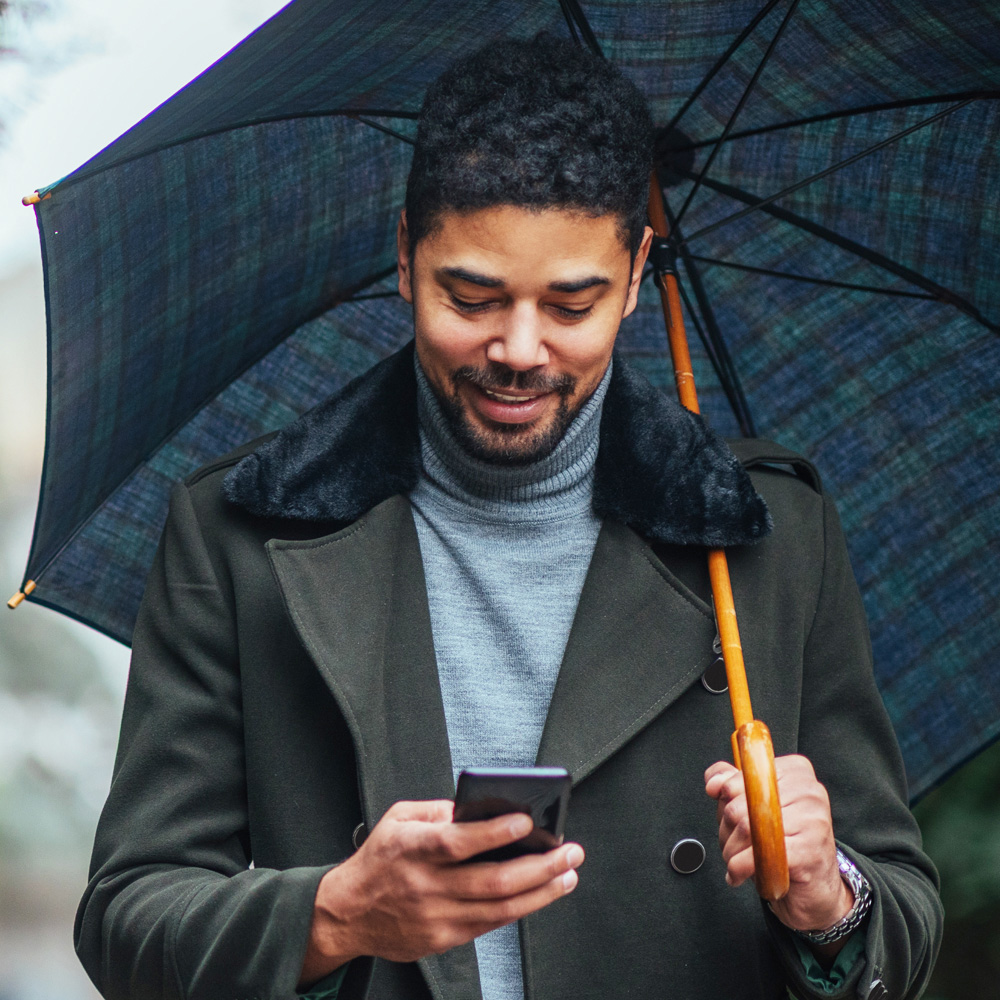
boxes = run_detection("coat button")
[701,654,728,694]
[352,821,368,851]
[670,838,706,874]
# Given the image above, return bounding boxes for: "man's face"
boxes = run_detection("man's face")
[398,205,651,464]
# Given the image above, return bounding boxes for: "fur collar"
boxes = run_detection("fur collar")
[223,341,771,546]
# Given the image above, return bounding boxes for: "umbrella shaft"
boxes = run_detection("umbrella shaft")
[708,550,754,730]
[658,272,700,415]
[648,171,754,733]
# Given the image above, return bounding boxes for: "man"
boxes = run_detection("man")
[76,34,941,1000]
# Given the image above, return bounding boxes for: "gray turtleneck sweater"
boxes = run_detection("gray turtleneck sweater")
[408,359,609,1000]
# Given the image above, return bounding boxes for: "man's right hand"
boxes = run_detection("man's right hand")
[299,799,585,986]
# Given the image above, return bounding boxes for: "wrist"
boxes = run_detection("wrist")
[299,866,364,987]
[768,847,864,932]
[790,849,873,946]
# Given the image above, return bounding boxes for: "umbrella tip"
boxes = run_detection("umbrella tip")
[7,579,36,609]
[21,191,49,206]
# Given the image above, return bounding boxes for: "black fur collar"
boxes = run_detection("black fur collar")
[223,341,771,546]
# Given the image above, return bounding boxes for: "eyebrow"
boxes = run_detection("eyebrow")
[440,267,611,293]
[548,276,611,293]
[440,266,503,288]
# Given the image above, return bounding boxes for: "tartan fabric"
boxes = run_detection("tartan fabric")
[22,0,1000,798]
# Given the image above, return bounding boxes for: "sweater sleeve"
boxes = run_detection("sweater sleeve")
[764,491,943,1000]
[74,482,332,1000]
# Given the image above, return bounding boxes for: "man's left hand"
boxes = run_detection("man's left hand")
[704,756,855,938]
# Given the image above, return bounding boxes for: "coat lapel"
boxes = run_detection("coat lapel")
[266,495,482,1000]
[535,519,717,785]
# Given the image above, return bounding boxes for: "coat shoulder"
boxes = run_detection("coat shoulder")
[174,431,347,553]
[727,436,823,493]
[729,437,827,536]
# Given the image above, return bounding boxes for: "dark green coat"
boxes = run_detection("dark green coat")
[76,345,942,1000]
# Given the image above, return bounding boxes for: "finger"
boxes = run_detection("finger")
[704,761,739,797]
[774,754,814,780]
[725,844,755,888]
[720,797,750,856]
[449,843,585,901]
[707,768,747,808]
[387,799,456,824]
[422,811,535,863]
[773,758,813,796]
[779,793,833,839]
[457,866,580,934]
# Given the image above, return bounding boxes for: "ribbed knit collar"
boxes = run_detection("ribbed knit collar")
[414,356,610,511]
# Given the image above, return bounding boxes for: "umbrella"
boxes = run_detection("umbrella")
[8,0,1000,802]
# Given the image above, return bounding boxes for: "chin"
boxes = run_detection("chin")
[452,404,577,466]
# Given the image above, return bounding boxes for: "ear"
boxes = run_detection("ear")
[397,210,413,304]
[623,225,653,318]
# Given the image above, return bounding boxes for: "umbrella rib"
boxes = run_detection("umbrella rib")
[673,0,800,230]
[666,90,1000,152]
[638,249,756,430]
[675,270,756,438]
[671,277,732,407]
[680,100,973,246]
[678,255,757,437]
[661,0,785,137]
[664,198,757,435]
[674,172,1000,334]
[556,0,604,57]
[351,115,415,145]
[37,109,422,193]
[337,109,420,119]
[557,0,581,46]
[346,289,402,301]
[688,256,939,299]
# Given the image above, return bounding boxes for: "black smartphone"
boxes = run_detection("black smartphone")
[453,766,572,862]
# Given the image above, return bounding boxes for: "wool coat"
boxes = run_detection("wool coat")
[75,343,942,1000]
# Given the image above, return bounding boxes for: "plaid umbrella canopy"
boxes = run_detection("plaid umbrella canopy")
[11,0,1000,800]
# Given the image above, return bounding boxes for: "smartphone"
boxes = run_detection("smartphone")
[453,766,572,862]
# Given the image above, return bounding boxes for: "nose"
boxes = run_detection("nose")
[486,303,549,370]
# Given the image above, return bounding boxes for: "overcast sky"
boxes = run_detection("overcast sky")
[0,0,289,276]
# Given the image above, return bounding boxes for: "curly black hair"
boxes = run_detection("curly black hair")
[404,33,653,255]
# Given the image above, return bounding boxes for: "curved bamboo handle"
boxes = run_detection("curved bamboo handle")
[647,172,789,901]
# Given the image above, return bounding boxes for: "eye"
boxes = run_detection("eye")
[450,295,494,313]
[552,304,594,319]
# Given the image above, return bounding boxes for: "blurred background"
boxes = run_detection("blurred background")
[0,2,996,998]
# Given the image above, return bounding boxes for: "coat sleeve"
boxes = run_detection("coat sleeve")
[764,489,944,1000]
[74,481,333,1000]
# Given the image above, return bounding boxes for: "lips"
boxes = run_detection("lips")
[469,384,553,424]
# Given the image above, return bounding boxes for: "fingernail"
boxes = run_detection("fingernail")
[509,815,532,837]
[725,872,734,887]
[562,869,578,892]
[566,845,584,868]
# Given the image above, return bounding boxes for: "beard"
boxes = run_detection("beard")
[434,362,581,466]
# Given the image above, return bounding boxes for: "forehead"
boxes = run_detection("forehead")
[415,205,631,280]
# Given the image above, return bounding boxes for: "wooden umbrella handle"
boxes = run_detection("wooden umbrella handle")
[733,721,789,901]
[712,549,789,900]
[648,173,789,902]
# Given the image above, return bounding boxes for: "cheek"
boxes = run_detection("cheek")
[419,327,484,371]
[414,317,488,385]
[416,302,497,362]
[552,333,616,382]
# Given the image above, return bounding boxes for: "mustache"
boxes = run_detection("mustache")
[452,363,576,396]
